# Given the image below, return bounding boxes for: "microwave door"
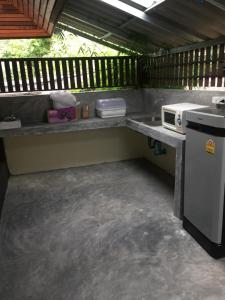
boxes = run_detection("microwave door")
[164,111,176,126]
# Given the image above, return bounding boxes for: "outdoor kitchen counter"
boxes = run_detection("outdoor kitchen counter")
[126,117,185,146]
[127,117,186,219]
[0,117,126,138]
[0,115,185,143]
[0,115,186,219]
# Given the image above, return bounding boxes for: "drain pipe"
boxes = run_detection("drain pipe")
[148,137,167,155]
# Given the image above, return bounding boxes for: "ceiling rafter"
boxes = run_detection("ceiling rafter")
[158,1,224,38]
[57,22,137,54]
[205,0,225,11]
[61,11,132,43]
[99,0,159,24]
[156,35,225,56]
[61,9,160,52]
[98,0,201,45]
[59,0,225,53]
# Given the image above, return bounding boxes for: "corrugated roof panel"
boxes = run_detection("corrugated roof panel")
[66,0,130,25]
[60,16,107,37]
[154,0,225,38]
[124,19,194,47]
[59,0,225,53]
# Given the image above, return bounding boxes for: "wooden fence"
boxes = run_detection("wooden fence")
[1,46,225,93]
[145,43,225,89]
[0,56,138,93]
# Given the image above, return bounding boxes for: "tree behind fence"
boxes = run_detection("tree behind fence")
[0,56,138,93]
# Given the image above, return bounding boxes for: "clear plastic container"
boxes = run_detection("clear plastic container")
[96,98,126,110]
[96,98,126,118]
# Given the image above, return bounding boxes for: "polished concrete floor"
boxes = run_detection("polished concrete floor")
[1,159,225,300]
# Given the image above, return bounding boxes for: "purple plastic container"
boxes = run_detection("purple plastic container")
[48,107,76,124]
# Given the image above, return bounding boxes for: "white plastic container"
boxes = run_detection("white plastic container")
[96,98,126,118]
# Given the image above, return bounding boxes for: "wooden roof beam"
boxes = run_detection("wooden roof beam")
[57,22,138,54]
[61,11,133,44]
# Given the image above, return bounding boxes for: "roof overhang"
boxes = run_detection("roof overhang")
[59,0,225,54]
[0,0,67,39]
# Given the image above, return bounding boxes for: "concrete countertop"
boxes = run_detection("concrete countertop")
[0,117,126,137]
[0,115,186,146]
[126,117,185,148]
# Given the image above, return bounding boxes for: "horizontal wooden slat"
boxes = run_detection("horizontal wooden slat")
[0,28,49,38]
[0,20,34,24]
[0,24,37,29]
[0,14,31,19]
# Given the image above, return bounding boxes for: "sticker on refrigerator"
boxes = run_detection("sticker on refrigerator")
[205,139,215,155]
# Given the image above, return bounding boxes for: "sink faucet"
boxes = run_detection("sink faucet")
[151,114,161,122]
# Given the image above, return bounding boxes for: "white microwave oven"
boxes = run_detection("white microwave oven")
[161,103,208,134]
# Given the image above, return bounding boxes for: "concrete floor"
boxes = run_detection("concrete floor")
[0,159,225,300]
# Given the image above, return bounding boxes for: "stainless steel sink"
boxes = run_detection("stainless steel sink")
[139,120,161,127]
[130,116,161,127]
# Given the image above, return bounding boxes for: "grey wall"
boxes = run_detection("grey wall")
[0,139,9,216]
[0,88,225,123]
[142,88,225,116]
[1,88,223,125]
[0,94,51,125]
[0,89,144,125]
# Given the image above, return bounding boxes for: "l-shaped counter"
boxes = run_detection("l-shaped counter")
[0,114,185,219]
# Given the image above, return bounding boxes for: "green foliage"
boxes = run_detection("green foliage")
[0,30,123,58]
[1,38,52,58]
